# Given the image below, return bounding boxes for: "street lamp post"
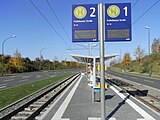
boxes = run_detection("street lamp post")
[145,26,151,76]
[1,35,16,76]
[2,35,16,55]
[145,26,150,55]
[39,47,47,71]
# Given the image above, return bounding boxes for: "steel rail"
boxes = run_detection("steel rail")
[106,77,160,113]
[0,73,80,119]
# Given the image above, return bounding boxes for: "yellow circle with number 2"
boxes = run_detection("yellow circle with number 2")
[107,5,120,18]
[74,6,87,19]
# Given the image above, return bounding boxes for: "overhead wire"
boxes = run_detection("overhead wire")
[132,0,160,25]
[29,0,69,47]
[30,0,160,54]
[46,0,75,51]
[46,0,72,42]
[132,0,140,9]
[46,0,90,52]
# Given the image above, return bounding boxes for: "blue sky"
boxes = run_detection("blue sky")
[0,0,160,63]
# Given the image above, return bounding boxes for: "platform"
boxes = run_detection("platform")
[39,75,160,120]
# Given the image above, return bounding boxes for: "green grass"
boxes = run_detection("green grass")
[0,73,73,109]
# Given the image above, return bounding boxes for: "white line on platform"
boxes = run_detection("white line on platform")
[38,76,79,120]
[51,76,82,120]
[88,117,101,120]
[110,86,156,120]
[136,118,154,120]
[108,118,116,120]
[61,118,70,120]
[88,117,116,120]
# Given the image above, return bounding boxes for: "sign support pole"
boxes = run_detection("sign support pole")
[92,57,96,102]
[98,3,106,120]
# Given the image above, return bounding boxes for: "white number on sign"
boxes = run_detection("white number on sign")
[123,6,128,16]
[90,7,96,17]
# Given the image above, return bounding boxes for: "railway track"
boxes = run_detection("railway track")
[106,77,160,113]
[0,73,80,120]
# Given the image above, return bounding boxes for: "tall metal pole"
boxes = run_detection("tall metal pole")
[145,26,151,76]
[92,57,96,102]
[1,35,16,76]
[148,28,150,55]
[2,35,16,55]
[39,47,47,71]
[145,26,150,55]
[98,3,106,120]
[89,42,91,56]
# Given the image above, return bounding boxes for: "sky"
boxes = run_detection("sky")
[0,0,160,64]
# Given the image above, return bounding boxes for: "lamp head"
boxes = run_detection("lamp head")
[145,26,150,29]
[12,35,16,38]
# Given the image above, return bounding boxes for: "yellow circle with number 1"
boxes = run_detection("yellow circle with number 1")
[74,6,87,19]
[107,5,120,18]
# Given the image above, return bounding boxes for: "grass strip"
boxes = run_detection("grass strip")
[0,73,73,109]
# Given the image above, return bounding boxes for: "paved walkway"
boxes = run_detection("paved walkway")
[40,75,160,120]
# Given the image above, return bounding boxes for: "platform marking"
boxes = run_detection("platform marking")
[88,117,116,120]
[110,86,156,120]
[51,76,83,120]
[61,118,70,120]
[88,117,101,120]
[109,118,116,120]
[38,76,79,120]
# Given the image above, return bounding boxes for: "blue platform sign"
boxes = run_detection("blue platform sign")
[105,3,131,42]
[72,4,98,42]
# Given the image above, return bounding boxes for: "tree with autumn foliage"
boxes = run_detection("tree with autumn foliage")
[122,53,131,65]
[134,45,145,62]
[9,50,25,73]
[151,38,160,54]
[120,53,131,71]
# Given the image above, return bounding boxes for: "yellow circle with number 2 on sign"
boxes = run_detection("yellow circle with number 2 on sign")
[107,5,120,18]
[74,6,87,19]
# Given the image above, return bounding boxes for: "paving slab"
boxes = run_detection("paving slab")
[42,76,160,120]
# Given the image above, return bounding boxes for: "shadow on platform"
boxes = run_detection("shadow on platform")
[106,95,130,120]
[105,95,115,100]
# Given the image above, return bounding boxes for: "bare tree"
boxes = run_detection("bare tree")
[134,45,145,62]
